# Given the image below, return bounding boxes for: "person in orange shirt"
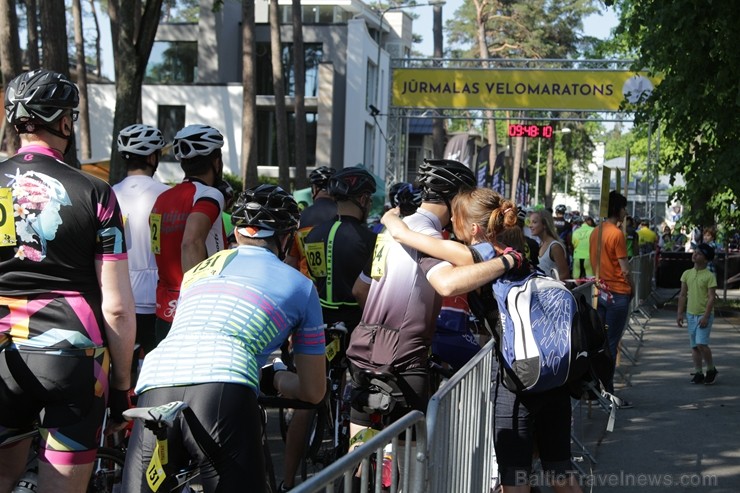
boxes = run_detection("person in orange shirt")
[590,191,634,406]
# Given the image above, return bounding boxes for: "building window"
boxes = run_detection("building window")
[256,110,318,167]
[366,61,378,111]
[145,41,198,83]
[364,123,375,173]
[157,105,186,162]
[279,5,350,24]
[256,43,323,97]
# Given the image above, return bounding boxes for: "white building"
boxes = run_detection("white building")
[84,0,417,183]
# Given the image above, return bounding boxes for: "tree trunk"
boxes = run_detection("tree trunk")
[292,0,308,189]
[39,0,80,167]
[241,0,258,187]
[510,133,524,203]
[431,3,445,159]
[24,0,40,70]
[0,0,22,154]
[108,0,164,184]
[88,0,102,77]
[72,0,91,160]
[270,0,289,189]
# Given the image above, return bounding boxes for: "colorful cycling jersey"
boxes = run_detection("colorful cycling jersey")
[113,175,170,315]
[135,245,326,396]
[290,197,337,277]
[0,146,126,349]
[303,216,377,329]
[150,178,225,322]
[346,208,444,372]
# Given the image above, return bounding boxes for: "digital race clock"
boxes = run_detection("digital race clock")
[507,124,554,139]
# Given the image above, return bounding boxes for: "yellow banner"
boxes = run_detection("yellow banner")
[392,69,655,111]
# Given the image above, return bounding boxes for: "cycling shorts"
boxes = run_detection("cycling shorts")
[0,347,109,465]
[121,382,265,493]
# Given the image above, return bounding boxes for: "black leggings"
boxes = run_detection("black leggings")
[121,383,265,493]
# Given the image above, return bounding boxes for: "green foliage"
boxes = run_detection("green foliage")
[223,172,244,193]
[612,0,740,231]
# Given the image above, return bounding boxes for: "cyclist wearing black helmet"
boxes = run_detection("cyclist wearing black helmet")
[150,124,227,342]
[1,70,135,490]
[113,124,170,360]
[345,159,475,449]
[123,185,326,493]
[280,166,378,490]
[285,166,338,274]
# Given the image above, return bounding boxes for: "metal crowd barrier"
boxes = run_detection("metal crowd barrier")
[424,338,497,493]
[290,410,427,493]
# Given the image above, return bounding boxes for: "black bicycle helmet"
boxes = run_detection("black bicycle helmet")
[5,69,79,129]
[231,184,300,236]
[392,183,422,211]
[309,166,336,190]
[555,204,567,214]
[327,166,377,199]
[417,159,476,203]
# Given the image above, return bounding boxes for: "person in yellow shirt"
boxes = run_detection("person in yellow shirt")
[571,214,595,279]
[637,219,658,255]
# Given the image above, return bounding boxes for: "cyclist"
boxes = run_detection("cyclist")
[0,69,135,491]
[345,159,475,449]
[150,124,227,343]
[112,124,170,364]
[280,167,377,490]
[286,166,337,274]
[122,184,326,493]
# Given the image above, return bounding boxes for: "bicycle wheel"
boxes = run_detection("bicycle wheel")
[87,447,125,493]
[300,405,329,480]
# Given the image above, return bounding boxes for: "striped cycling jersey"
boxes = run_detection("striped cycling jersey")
[0,146,127,349]
[136,245,326,396]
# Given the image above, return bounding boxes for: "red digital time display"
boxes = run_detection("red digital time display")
[507,124,554,139]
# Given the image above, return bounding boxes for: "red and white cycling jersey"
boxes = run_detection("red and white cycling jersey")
[150,177,225,322]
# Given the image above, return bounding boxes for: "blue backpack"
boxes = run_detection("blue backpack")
[491,272,585,393]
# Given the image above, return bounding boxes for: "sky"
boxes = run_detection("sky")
[414,2,620,56]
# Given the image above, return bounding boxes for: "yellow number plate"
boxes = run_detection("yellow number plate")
[370,234,391,280]
[150,213,162,255]
[146,439,168,491]
[305,242,327,278]
[0,188,16,247]
[325,336,340,362]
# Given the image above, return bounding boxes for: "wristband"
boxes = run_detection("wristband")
[500,255,511,272]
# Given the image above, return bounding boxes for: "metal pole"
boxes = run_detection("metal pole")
[534,138,541,206]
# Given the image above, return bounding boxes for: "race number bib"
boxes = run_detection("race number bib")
[181,249,235,290]
[305,242,327,278]
[150,213,162,254]
[370,234,391,280]
[0,188,16,247]
[146,439,168,492]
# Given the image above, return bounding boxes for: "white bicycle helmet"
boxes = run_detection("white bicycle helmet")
[117,124,165,157]
[172,124,224,160]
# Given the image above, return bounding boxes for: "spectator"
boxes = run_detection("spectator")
[0,69,135,490]
[122,185,326,493]
[677,243,718,385]
[553,204,572,260]
[529,208,570,280]
[624,216,639,258]
[637,219,658,255]
[150,124,227,342]
[113,124,170,367]
[702,227,720,274]
[571,213,595,279]
[590,191,633,407]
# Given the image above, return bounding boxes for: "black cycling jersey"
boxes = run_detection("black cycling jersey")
[303,216,377,330]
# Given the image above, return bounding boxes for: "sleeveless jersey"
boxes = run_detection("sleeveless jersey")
[135,245,326,396]
[0,146,127,349]
[113,175,170,315]
[150,178,225,322]
[303,216,377,329]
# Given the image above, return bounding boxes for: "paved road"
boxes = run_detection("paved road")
[571,288,740,492]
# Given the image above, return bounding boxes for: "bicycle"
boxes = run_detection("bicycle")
[122,400,276,493]
[277,322,352,483]
[1,422,125,493]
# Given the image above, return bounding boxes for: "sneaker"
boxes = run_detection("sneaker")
[691,372,705,384]
[704,368,718,385]
[615,397,633,409]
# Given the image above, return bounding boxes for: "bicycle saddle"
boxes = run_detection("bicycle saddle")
[122,401,188,427]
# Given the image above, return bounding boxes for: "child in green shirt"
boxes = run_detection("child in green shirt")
[677,243,718,384]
